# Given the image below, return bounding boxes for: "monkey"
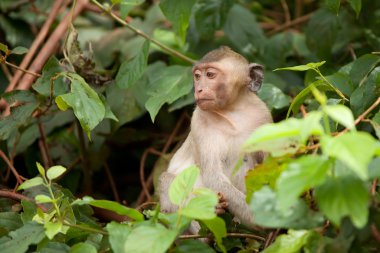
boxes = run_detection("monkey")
[157,46,272,231]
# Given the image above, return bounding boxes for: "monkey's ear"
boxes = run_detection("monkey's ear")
[248,63,264,92]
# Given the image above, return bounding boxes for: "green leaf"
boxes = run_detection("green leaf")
[0,212,22,232]
[35,194,53,204]
[0,222,45,253]
[277,156,331,210]
[39,242,70,253]
[181,188,218,220]
[159,0,196,42]
[118,0,145,19]
[106,221,132,253]
[173,240,215,253]
[17,177,44,191]
[44,220,63,239]
[257,83,291,110]
[0,43,8,53]
[325,0,340,14]
[223,4,265,50]
[321,132,378,179]
[55,73,105,138]
[115,40,150,89]
[245,158,286,201]
[72,196,144,221]
[46,165,66,180]
[274,61,326,72]
[315,175,369,228]
[286,80,334,118]
[70,242,97,253]
[262,230,315,253]
[10,46,28,55]
[250,186,324,229]
[202,217,227,253]
[145,65,193,122]
[323,104,355,130]
[347,0,361,17]
[349,54,380,88]
[124,224,177,253]
[169,165,199,206]
[36,162,45,177]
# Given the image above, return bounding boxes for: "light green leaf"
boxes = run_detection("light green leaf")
[0,43,8,53]
[323,104,355,130]
[315,175,369,228]
[145,65,193,122]
[321,132,378,179]
[202,217,227,253]
[277,156,331,210]
[36,162,45,177]
[72,196,144,221]
[45,220,62,239]
[115,40,150,89]
[10,46,28,55]
[181,188,218,220]
[118,0,145,19]
[124,224,177,253]
[159,0,196,42]
[55,73,105,138]
[274,61,325,72]
[106,221,132,253]
[347,0,361,17]
[169,165,199,206]
[17,177,44,191]
[46,165,66,180]
[0,222,45,253]
[35,194,53,204]
[262,230,314,253]
[70,242,97,253]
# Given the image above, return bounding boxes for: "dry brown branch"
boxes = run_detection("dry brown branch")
[0,150,23,185]
[104,162,120,202]
[280,0,291,24]
[266,12,313,36]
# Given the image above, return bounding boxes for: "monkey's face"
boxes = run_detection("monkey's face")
[192,59,245,111]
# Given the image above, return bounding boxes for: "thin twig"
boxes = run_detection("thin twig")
[0,150,23,185]
[280,0,291,24]
[139,148,164,201]
[1,62,12,81]
[104,162,120,202]
[266,12,313,36]
[179,232,266,242]
[136,201,158,212]
[3,60,41,77]
[371,179,377,196]
[264,229,279,248]
[0,189,48,212]
[90,0,196,64]
[371,224,380,243]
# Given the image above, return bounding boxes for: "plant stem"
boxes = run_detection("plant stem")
[316,69,347,101]
[64,222,109,235]
[90,0,196,64]
[47,182,62,218]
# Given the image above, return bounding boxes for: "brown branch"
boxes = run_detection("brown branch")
[371,179,377,196]
[104,162,120,202]
[2,60,41,78]
[136,201,158,212]
[280,0,291,24]
[17,0,89,90]
[371,224,380,243]
[0,150,23,185]
[139,148,164,201]
[266,12,313,36]
[1,62,12,82]
[264,229,280,248]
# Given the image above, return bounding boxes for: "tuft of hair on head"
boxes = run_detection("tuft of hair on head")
[198,46,248,65]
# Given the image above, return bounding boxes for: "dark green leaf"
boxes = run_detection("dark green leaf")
[258,83,291,110]
[70,242,97,253]
[0,212,22,232]
[277,156,331,210]
[250,186,324,229]
[119,0,145,19]
[115,40,150,89]
[347,0,362,17]
[73,196,144,221]
[315,175,369,228]
[39,242,70,253]
[10,46,28,55]
[124,224,177,253]
[173,240,215,253]
[159,0,196,41]
[349,54,380,88]
[106,222,132,253]
[325,0,341,14]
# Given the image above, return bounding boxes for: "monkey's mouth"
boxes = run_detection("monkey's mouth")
[196,99,213,104]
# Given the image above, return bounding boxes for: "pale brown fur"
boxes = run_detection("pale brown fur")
[158,46,272,231]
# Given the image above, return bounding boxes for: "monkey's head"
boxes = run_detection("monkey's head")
[192,46,263,111]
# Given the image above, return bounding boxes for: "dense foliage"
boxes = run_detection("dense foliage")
[0,0,379,252]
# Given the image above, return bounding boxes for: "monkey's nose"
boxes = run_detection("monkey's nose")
[197,88,203,93]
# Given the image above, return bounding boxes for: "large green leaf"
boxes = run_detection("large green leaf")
[181,188,218,220]
[0,222,45,253]
[321,132,378,179]
[169,166,199,206]
[347,0,362,17]
[70,242,97,253]
[262,230,317,253]
[159,0,196,42]
[202,217,227,253]
[124,224,177,253]
[173,240,215,253]
[106,222,132,253]
[0,212,22,232]
[322,104,355,130]
[325,0,341,14]
[315,175,369,228]
[274,61,326,72]
[250,186,324,229]
[349,54,380,88]
[55,73,105,138]
[277,156,331,210]
[257,83,291,110]
[72,196,144,221]
[115,40,150,89]
[145,65,193,122]
[223,4,265,50]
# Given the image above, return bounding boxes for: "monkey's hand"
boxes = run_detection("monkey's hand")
[215,192,229,215]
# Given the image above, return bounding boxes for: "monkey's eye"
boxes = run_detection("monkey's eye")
[206,72,216,79]
[194,73,201,81]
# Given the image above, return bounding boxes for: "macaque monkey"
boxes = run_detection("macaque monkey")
[158,46,272,230]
